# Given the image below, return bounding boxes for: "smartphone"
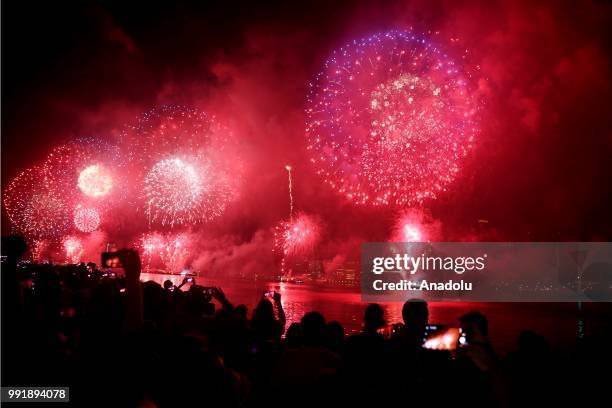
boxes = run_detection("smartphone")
[422,325,461,350]
[377,324,401,339]
[101,252,121,268]
[186,277,194,283]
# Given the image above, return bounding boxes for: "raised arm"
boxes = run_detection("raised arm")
[118,249,143,332]
[212,287,233,311]
[273,291,286,330]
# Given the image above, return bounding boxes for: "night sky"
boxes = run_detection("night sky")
[2,0,612,272]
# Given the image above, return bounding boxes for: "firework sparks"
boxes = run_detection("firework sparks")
[138,232,190,273]
[78,164,113,197]
[391,209,440,242]
[306,30,480,206]
[285,165,294,220]
[41,138,125,212]
[143,158,204,227]
[121,105,242,227]
[31,239,49,262]
[400,223,423,242]
[274,213,321,258]
[3,166,71,239]
[73,206,101,232]
[63,236,83,264]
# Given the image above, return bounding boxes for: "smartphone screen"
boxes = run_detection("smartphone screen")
[422,325,460,350]
[101,252,121,268]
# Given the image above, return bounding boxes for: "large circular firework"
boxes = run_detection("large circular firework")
[42,137,125,209]
[73,206,101,232]
[306,30,480,206]
[143,158,204,226]
[121,105,242,227]
[3,166,71,239]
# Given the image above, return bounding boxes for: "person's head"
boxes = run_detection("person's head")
[402,299,428,334]
[326,320,344,351]
[459,311,488,343]
[163,280,174,290]
[363,303,385,333]
[234,304,248,319]
[285,322,303,348]
[252,299,274,322]
[301,311,327,346]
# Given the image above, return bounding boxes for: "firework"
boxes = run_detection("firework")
[31,239,49,262]
[144,158,203,227]
[63,236,83,264]
[121,105,242,227]
[285,165,294,220]
[399,222,423,242]
[3,166,71,239]
[73,206,101,232]
[138,232,190,273]
[41,137,125,209]
[274,213,321,258]
[391,209,441,242]
[78,164,113,197]
[306,30,480,206]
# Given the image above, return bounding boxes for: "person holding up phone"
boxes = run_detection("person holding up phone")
[251,289,286,342]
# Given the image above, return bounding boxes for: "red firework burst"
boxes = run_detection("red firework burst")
[138,232,190,273]
[73,206,101,232]
[306,30,481,206]
[62,236,83,264]
[274,213,321,258]
[3,166,71,239]
[121,105,242,227]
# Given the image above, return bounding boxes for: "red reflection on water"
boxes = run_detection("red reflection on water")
[140,273,606,353]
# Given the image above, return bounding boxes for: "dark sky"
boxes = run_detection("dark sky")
[2,0,612,269]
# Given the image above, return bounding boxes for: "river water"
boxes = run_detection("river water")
[141,273,611,353]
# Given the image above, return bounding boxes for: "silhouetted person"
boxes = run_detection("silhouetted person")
[392,298,429,349]
[363,303,386,334]
[285,322,303,348]
[271,312,342,406]
[234,304,248,320]
[325,320,345,355]
[251,291,285,342]
[455,311,506,407]
[344,304,390,403]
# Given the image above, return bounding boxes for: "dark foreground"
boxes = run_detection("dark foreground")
[3,256,611,407]
[143,272,611,353]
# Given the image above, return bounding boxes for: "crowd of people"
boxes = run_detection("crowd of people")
[1,235,610,407]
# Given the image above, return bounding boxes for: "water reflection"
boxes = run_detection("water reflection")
[141,273,593,352]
